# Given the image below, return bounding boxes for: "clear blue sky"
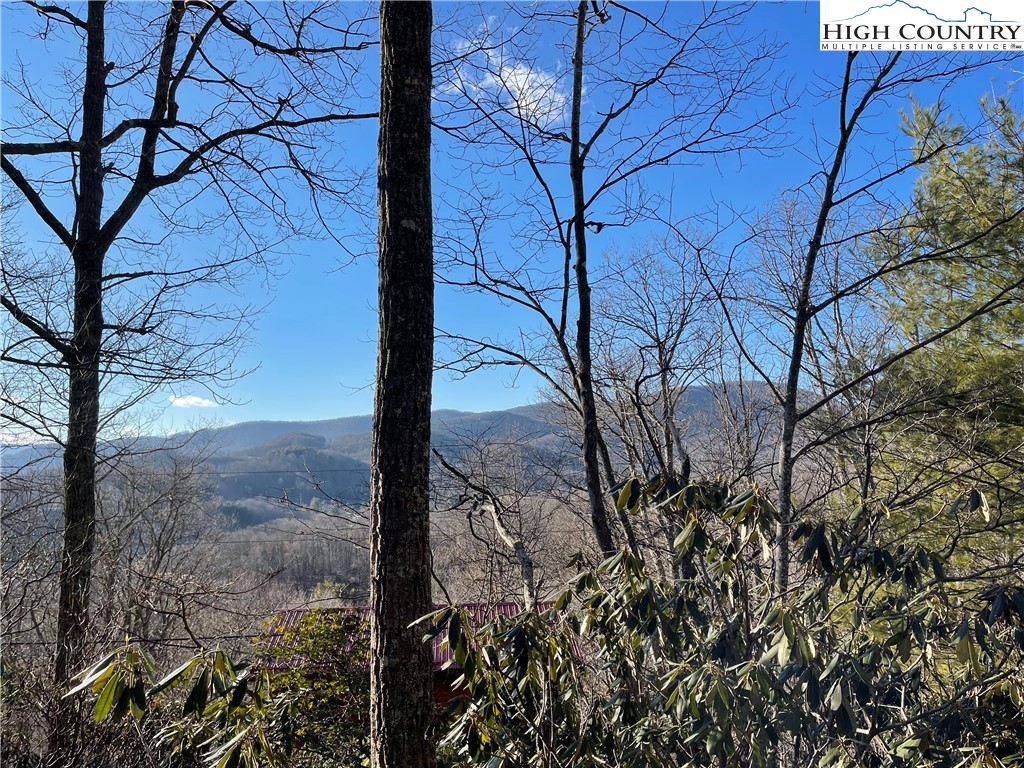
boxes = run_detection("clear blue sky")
[2,2,1021,436]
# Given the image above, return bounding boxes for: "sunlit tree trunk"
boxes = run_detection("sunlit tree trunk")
[369,3,436,768]
[569,0,616,557]
[48,4,109,758]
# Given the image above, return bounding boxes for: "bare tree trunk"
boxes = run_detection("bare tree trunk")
[569,1,615,557]
[774,53,902,595]
[49,4,108,758]
[433,449,538,611]
[774,167,831,597]
[488,506,537,611]
[370,4,435,768]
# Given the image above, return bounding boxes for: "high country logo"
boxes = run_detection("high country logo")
[819,0,1023,51]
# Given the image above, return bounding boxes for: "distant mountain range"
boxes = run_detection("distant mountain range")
[2,385,773,526]
[199,403,567,524]
[2,404,562,466]
[191,403,561,457]
[1,403,574,526]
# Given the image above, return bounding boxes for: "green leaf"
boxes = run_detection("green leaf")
[129,679,147,719]
[759,642,780,665]
[183,669,210,718]
[65,648,121,698]
[834,702,855,735]
[148,656,200,697]
[896,738,921,759]
[553,591,571,612]
[778,634,791,666]
[626,478,641,510]
[967,489,990,522]
[111,684,132,721]
[956,635,971,663]
[673,521,695,551]
[967,489,982,513]
[94,673,123,722]
[614,478,641,513]
[828,681,843,711]
[898,634,912,663]
[805,673,821,709]
[228,677,249,712]
[212,736,245,768]
[89,666,116,696]
[212,671,227,697]
[447,610,462,658]
[949,495,964,517]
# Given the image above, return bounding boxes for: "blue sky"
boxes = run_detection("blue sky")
[2,2,1021,436]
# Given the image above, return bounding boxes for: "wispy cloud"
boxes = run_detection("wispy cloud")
[447,25,568,131]
[488,63,567,128]
[168,394,218,408]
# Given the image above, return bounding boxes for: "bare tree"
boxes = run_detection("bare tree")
[1,1,374,757]
[433,429,586,611]
[434,2,786,557]
[701,354,779,488]
[696,53,1023,593]
[369,4,435,768]
[593,238,719,480]
[1,439,287,762]
[588,236,722,572]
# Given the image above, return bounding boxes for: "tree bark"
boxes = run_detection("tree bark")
[49,3,108,759]
[774,53,875,596]
[569,1,615,558]
[370,4,436,768]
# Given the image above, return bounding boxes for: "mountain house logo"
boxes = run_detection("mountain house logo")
[820,0,1023,51]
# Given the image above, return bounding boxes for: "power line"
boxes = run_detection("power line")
[191,468,369,475]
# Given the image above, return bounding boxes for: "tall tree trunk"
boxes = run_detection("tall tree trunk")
[569,1,615,558]
[50,3,107,759]
[774,54,865,595]
[369,4,435,768]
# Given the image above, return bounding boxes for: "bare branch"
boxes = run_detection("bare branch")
[1,157,75,249]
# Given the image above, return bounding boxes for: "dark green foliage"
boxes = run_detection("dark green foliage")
[437,479,1024,768]
[261,610,371,767]
[69,644,296,768]
[69,480,1024,767]
[68,610,371,768]
[874,98,1024,524]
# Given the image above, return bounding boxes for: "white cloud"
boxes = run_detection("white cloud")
[444,22,567,130]
[484,63,567,129]
[168,394,218,408]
